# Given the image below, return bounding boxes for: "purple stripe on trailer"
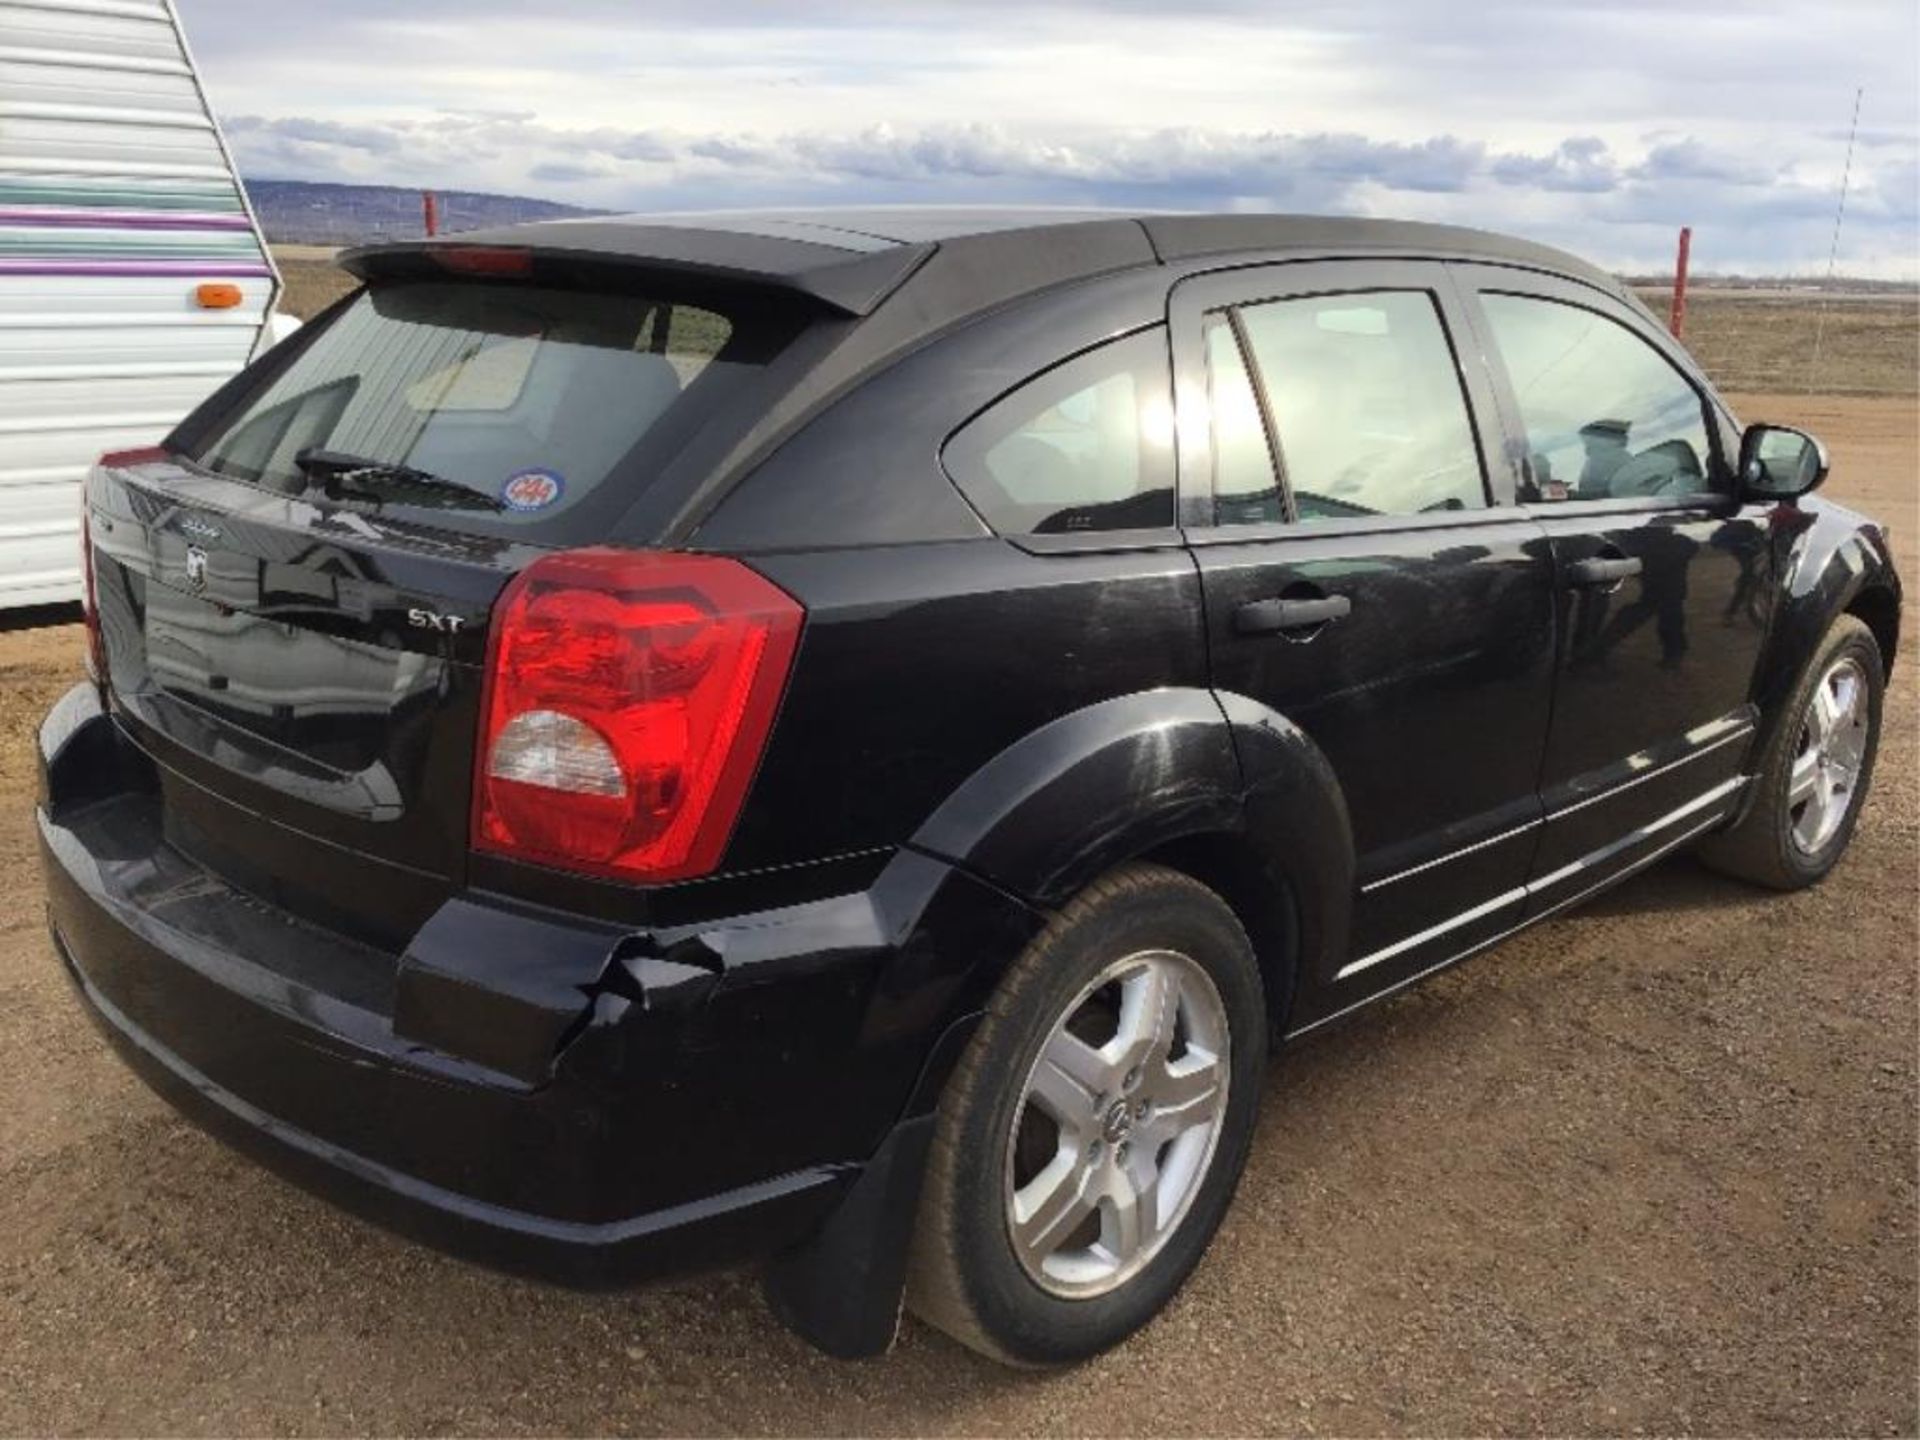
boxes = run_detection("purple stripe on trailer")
[0,260,274,277]
[0,208,257,231]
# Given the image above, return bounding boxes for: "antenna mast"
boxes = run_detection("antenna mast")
[1806,86,1864,393]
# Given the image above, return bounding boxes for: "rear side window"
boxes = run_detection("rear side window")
[1479,293,1716,501]
[1234,291,1486,522]
[178,280,798,541]
[944,328,1175,536]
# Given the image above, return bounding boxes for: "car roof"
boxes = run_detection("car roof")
[343,206,1620,319]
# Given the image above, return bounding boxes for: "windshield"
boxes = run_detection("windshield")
[177,279,803,542]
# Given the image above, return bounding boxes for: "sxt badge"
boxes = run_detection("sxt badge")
[407,608,466,634]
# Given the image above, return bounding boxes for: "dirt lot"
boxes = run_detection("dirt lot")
[1637,291,1918,397]
[0,393,1914,1436]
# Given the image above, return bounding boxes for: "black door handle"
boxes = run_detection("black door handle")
[1234,593,1353,635]
[1567,555,1643,588]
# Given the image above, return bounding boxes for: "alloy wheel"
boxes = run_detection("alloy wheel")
[1003,949,1230,1299]
[1788,655,1871,855]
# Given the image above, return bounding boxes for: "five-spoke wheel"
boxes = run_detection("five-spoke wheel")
[1700,614,1884,889]
[1007,950,1229,1298]
[1788,655,1871,855]
[908,864,1266,1366]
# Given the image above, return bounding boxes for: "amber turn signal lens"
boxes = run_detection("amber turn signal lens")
[195,282,244,309]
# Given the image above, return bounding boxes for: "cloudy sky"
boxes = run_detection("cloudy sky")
[179,0,1918,277]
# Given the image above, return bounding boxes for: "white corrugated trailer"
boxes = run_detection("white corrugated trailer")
[0,0,281,607]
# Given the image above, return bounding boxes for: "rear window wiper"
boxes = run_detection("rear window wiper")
[293,447,505,512]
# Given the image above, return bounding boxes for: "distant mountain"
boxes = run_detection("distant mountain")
[244,179,599,246]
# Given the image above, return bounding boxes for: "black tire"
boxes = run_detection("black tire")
[905,862,1267,1366]
[1699,614,1884,889]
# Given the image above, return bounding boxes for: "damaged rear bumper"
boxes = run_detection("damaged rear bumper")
[48,917,849,1283]
[37,682,1039,1295]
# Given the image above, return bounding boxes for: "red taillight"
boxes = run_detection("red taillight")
[472,548,804,884]
[81,448,163,681]
[99,446,167,469]
[80,504,104,682]
[431,246,533,278]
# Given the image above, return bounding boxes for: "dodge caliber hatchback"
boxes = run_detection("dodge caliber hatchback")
[39,209,1900,1365]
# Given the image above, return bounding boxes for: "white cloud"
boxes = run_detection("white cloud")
[181,0,1919,276]
[1492,138,1619,194]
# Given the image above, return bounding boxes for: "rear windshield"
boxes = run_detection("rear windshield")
[176,279,803,542]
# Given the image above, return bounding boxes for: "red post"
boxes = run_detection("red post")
[423,190,439,238]
[1667,225,1692,339]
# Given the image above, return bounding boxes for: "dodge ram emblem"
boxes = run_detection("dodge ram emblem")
[184,544,208,589]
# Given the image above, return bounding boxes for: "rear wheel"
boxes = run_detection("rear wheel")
[1700,615,1884,889]
[906,863,1267,1366]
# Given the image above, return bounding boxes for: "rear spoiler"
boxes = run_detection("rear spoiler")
[342,221,937,318]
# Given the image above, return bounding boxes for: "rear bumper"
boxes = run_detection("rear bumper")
[37,682,1038,1287]
[46,909,842,1284]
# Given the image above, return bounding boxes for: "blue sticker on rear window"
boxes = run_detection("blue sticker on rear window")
[500,468,565,512]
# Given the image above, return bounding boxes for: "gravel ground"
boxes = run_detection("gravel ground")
[0,393,1913,1437]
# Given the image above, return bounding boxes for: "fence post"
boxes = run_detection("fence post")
[1667,226,1692,339]
[423,190,439,238]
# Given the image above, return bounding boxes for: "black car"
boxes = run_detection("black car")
[39,209,1899,1366]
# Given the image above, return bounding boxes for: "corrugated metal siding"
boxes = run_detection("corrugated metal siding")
[0,0,277,605]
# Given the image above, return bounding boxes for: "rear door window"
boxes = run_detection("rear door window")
[1233,291,1487,522]
[943,328,1176,536]
[177,280,801,542]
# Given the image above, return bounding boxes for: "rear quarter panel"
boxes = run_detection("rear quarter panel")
[726,539,1212,871]
[696,267,1204,877]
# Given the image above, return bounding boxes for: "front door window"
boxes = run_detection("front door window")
[1479,293,1719,502]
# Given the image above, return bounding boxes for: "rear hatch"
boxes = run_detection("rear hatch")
[86,268,810,951]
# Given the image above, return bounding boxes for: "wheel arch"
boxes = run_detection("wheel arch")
[1730,509,1900,829]
[908,687,1246,912]
[1846,581,1900,679]
[1758,510,1904,756]
[908,686,1355,1034]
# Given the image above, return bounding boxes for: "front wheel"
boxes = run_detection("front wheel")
[1700,614,1885,889]
[906,863,1267,1366]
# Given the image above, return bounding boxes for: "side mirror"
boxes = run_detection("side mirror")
[1738,423,1829,502]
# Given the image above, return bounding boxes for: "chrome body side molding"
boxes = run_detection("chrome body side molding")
[1330,774,1750,986]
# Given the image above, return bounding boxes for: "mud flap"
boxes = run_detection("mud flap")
[761,1114,936,1359]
